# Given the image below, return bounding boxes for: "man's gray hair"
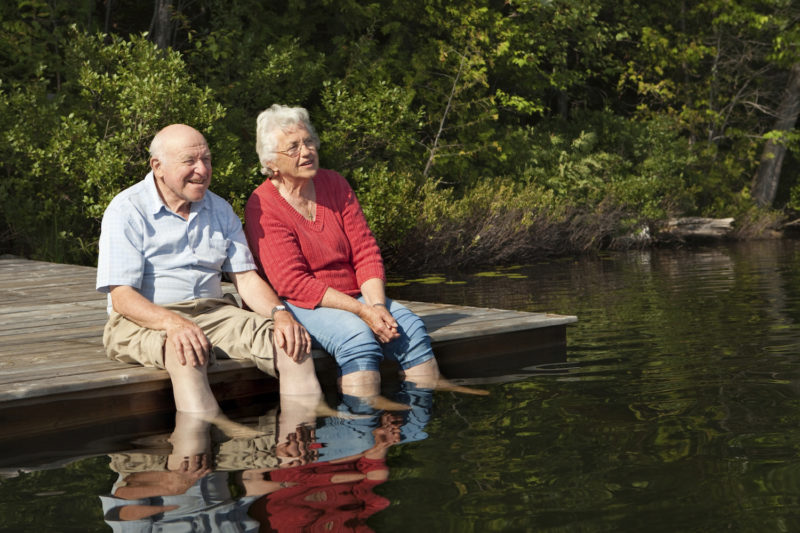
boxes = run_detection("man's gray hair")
[255,104,320,176]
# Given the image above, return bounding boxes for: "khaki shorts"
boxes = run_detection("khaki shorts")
[103,295,276,376]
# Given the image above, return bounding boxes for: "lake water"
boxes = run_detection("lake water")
[3,240,800,532]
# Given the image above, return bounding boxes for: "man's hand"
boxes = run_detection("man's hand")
[163,453,212,495]
[165,315,211,366]
[272,311,312,362]
[358,304,400,344]
[109,285,212,367]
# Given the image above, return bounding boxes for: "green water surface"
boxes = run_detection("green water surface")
[3,240,800,532]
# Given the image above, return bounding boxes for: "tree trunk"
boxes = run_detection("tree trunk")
[104,0,113,34]
[751,62,800,207]
[149,0,173,49]
[423,49,466,179]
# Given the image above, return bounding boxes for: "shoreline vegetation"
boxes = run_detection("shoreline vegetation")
[1,1,798,274]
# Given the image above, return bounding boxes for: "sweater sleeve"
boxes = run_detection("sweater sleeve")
[333,173,386,287]
[244,185,329,308]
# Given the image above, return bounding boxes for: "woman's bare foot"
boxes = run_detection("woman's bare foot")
[364,394,411,411]
[402,359,489,396]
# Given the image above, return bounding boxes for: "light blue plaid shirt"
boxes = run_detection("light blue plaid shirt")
[96,171,256,313]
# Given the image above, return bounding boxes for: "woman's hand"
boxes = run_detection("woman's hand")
[272,310,312,362]
[358,304,400,344]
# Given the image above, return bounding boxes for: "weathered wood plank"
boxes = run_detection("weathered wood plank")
[0,339,103,355]
[0,316,108,334]
[0,258,577,440]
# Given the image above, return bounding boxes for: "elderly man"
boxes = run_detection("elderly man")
[96,124,323,423]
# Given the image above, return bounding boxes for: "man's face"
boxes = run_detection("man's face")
[151,126,212,211]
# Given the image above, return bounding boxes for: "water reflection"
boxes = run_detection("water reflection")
[98,385,433,532]
[13,241,800,531]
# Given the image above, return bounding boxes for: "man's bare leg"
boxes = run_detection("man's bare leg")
[164,343,220,413]
[164,344,261,438]
[273,347,337,419]
[166,411,212,471]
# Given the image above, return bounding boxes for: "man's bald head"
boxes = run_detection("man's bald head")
[149,124,208,162]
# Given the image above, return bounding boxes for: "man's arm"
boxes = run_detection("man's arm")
[109,285,211,367]
[228,270,311,362]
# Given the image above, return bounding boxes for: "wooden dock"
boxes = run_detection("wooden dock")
[0,257,576,443]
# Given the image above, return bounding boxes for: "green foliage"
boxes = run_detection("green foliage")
[511,111,698,224]
[317,76,423,180]
[1,0,799,268]
[64,31,227,215]
[0,30,229,263]
[0,0,97,85]
[350,164,421,254]
[496,0,625,113]
[186,27,326,152]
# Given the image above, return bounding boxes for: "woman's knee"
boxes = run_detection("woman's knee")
[312,316,378,357]
[334,325,383,375]
[380,304,433,369]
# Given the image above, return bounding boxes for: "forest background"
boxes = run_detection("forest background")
[1,0,798,272]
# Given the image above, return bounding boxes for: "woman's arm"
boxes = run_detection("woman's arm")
[320,280,399,344]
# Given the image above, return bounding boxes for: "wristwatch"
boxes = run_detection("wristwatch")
[270,304,287,319]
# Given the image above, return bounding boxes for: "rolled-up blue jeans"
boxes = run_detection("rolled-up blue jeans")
[285,297,434,376]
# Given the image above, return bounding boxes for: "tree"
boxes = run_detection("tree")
[752,62,800,207]
[149,0,173,49]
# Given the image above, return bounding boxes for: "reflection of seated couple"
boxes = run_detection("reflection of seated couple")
[101,386,432,531]
[96,106,482,436]
[96,108,482,530]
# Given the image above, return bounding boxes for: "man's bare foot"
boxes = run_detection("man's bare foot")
[178,409,265,440]
[210,415,266,440]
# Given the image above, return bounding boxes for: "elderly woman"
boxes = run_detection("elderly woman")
[244,104,446,403]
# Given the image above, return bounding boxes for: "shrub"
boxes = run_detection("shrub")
[349,164,420,255]
[0,29,233,264]
[384,178,619,271]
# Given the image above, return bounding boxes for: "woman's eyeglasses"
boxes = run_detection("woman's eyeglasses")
[275,139,317,157]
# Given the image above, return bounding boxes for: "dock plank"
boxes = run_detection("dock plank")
[0,258,577,438]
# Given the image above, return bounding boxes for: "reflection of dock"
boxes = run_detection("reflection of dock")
[0,258,576,440]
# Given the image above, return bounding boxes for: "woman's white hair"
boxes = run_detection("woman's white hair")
[255,104,320,176]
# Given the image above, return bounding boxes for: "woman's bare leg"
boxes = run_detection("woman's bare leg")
[340,370,411,411]
[402,358,489,395]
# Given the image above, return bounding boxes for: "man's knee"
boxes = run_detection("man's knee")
[163,342,211,374]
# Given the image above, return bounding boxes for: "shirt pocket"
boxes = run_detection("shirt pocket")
[194,235,230,271]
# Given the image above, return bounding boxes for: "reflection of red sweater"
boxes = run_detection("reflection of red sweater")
[244,169,385,309]
[249,457,390,533]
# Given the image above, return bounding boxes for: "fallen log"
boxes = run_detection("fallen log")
[656,217,735,242]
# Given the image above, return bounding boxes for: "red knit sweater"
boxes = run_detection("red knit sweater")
[244,169,385,309]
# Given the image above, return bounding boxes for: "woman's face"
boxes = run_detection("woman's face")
[269,124,319,181]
